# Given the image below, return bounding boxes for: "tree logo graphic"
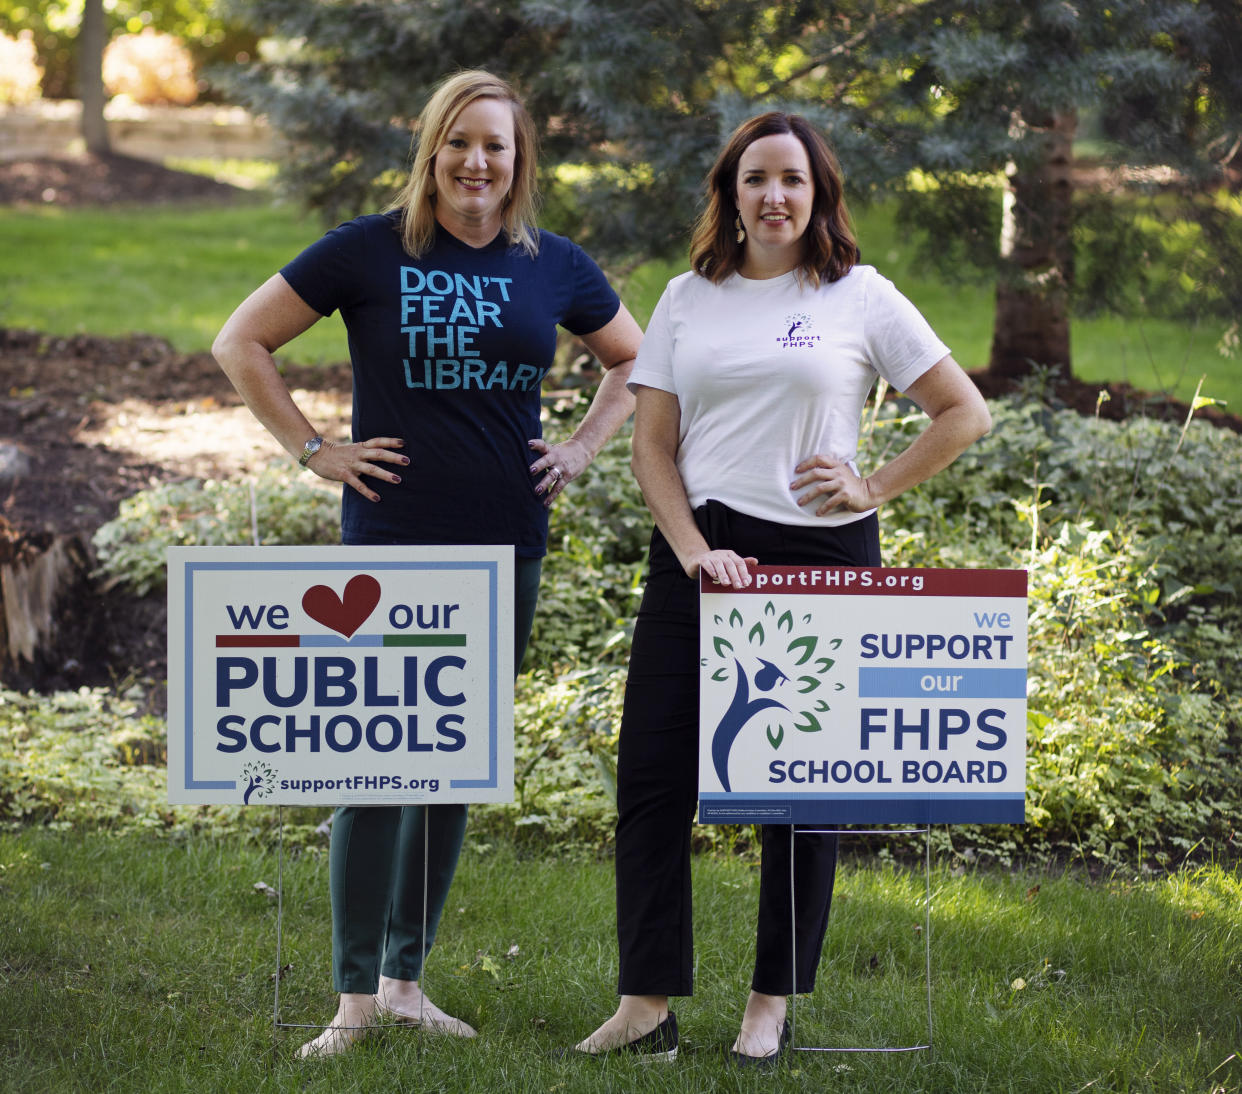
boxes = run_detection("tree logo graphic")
[240,760,277,804]
[704,600,843,792]
[777,312,820,347]
[784,312,812,339]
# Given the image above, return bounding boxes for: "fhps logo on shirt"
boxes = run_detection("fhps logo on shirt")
[776,312,822,349]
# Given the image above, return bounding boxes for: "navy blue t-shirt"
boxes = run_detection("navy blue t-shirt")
[281,214,620,556]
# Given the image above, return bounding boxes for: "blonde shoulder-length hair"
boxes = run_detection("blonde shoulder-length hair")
[690,112,858,287]
[387,70,540,258]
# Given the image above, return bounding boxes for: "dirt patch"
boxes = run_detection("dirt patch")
[1,328,352,540]
[0,325,353,701]
[0,151,248,207]
[0,154,341,701]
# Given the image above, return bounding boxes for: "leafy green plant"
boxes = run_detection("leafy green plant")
[526,413,650,671]
[873,397,1242,864]
[92,462,340,596]
[73,393,1242,866]
[474,667,628,853]
[0,684,328,846]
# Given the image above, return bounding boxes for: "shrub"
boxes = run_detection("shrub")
[0,684,328,847]
[78,397,1242,865]
[874,397,1242,864]
[92,463,340,596]
[526,412,650,670]
[474,666,628,852]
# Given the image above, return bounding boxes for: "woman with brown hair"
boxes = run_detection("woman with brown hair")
[213,69,642,1057]
[572,112,990,1066]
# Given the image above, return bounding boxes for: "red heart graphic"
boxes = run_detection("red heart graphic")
[301,574,382,638]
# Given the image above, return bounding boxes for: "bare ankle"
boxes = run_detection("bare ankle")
[618,994,668,1020]
[337,992,377,1022]
[739,990,786,1031]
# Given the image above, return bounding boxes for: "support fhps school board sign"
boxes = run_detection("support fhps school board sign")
[698,566,1027,825]
[167,546,513,805]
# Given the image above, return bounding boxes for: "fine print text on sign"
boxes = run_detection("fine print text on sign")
[167,546,513,806]
[698,565,1027,825]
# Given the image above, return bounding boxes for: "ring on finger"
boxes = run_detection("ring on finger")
[550,466,563,480]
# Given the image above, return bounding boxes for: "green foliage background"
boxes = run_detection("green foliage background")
[211,0,1242,367]
[5,391,1238,869]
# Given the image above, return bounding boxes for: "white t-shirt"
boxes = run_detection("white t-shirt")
[629,264,949,527]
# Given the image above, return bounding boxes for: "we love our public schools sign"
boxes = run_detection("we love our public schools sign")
[167,546,513,806]
[698,566,1028,825]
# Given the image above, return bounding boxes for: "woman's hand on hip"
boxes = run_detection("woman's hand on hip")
[791,454,878,516]
[305,437,409,503]
[687,549,758,587]
[528,437,590,508]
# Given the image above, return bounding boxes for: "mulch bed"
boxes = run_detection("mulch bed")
[0,151,246,207]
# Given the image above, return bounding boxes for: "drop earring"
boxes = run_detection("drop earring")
[734,214,746,244]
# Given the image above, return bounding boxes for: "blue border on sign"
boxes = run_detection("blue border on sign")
[182,560,501,791]
[698,793,1025,824]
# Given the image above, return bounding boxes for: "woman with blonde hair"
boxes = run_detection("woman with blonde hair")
[572,111,990,1066]
[214,69,642,1057]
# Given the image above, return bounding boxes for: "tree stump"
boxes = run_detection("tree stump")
[0,515,94,687]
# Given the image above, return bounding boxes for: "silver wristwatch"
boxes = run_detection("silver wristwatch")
[298,435,324,467]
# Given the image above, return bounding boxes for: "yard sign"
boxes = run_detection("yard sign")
[698,565,1027,825]
[167,546,513,806]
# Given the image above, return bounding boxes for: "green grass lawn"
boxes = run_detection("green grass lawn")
[0,197,351,366]
[1,194,1236,411]
[1,828,1239,1093]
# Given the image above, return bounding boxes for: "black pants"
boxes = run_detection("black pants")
[615,500,881,997]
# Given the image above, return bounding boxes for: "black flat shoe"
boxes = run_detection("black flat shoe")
[728,1018,790,1069]
[563,1012,679,1061]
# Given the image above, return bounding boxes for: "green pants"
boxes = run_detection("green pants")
[329,556,541,993]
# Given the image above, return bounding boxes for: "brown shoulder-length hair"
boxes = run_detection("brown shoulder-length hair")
[387,70,540,258]
[690,112,859,286]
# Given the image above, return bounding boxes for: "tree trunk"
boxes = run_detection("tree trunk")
[989,108,1077,379]
[79,0,111,155]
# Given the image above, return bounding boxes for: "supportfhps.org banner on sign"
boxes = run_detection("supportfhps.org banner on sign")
[167,546,513,806]
[698,566,1027,825]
